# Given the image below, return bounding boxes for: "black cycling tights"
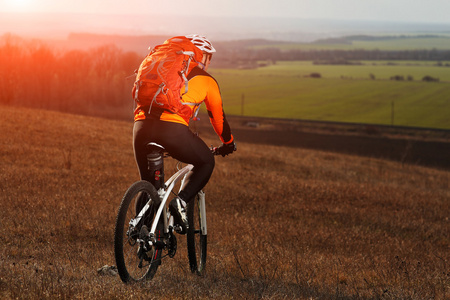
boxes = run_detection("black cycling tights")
[133,119,215,203]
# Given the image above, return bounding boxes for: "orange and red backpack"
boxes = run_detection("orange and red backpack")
[132,36,203,122]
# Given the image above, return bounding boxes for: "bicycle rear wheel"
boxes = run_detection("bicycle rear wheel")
[114,180,163,283]
[187,193,207,275]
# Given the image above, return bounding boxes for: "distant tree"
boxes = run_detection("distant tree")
[0,36,23,105]
[422,75,440,82]
[390,75,404,81]
[28,45,57,109]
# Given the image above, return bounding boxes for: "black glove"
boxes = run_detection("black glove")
[215,142,236,157]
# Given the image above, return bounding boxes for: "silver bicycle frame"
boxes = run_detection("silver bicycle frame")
[150,164,193,235]
[130,163,207,241]
[179,170,207,235]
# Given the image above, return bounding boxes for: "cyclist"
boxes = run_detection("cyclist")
[133,34,236,234]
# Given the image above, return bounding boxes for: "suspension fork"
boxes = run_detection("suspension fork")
[197,190,207,235]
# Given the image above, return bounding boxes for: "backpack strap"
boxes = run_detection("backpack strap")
[148,83,165,115]
[177,50,196,95]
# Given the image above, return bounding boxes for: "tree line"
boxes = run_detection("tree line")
[215,47,450,67]
[0,35,141,119]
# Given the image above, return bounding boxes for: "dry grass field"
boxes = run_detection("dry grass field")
[0,105,448,299]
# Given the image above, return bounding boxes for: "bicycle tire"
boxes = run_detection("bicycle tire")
[114,180,162,283]
[186,193,207,275]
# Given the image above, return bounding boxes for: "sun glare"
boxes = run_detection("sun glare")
[5,0,33,11]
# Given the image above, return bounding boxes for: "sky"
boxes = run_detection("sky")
[1,0,450,24]
[1,0,450,43]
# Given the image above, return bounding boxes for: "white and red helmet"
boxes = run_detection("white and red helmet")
[185,34,216,54]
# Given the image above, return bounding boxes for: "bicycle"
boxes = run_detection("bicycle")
[114,142,217,283]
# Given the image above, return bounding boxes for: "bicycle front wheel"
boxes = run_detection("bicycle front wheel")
[187,192,207,275]
[114,180,162,283]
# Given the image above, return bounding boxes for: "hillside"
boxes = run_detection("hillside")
[0,105,448,299]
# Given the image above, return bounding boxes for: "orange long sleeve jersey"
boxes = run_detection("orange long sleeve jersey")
[134,66,234,144]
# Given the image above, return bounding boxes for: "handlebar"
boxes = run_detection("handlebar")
[211,147,220,156]
[210,142,237,157]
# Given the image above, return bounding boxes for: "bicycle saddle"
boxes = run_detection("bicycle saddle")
[146,142,165,153]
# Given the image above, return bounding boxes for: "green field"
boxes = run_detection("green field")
[209,61,450,129]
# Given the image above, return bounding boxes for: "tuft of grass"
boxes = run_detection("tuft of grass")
[0,105,448,299]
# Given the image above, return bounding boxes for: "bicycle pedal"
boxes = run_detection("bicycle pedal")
[173,224,187,234]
